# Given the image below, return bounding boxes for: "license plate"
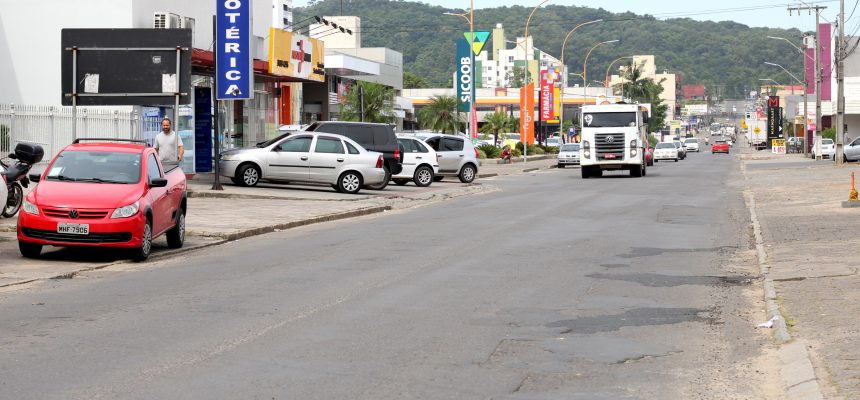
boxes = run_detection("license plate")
[605,154,617,159]
[57,223,89,235]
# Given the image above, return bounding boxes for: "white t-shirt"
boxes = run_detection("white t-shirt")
[155,131,183,162]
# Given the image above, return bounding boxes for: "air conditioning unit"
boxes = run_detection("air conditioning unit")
[181,16,195,36]
[153,12,181,29]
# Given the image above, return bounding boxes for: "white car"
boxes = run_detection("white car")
[654,142,680,162]
[812,138,836,159]
[393,136,439,187]
[557,143,580,167]
[545,137,561,148]
[672,140,687,159]
[219,132,387,194]
[684,138,700,152]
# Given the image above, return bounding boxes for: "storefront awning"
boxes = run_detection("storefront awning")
[324,53,379,76]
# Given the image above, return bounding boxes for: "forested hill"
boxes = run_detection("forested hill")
[296,0,806,98]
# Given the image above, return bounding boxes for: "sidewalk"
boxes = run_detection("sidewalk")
[742,153,860,398]
[0,159,558,288]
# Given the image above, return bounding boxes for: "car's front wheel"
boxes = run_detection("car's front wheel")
[413,165,434,187]
[133,220,153,262]
[338,171,363,194]
[19,241,42,258]
[236,164,261,187]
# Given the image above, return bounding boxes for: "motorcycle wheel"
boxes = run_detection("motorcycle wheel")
[2,184,23,217]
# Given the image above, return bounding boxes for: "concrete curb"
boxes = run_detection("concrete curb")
[0,205,392,289]
[741,160,825,400]
[187,190,367,202]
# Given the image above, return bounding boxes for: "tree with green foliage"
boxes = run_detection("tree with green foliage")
[614,61,668,132]
[418,95,464,133]
[403,71,429,89]
[505,66,533,88]
[479,112,509,146]
[340,81,395,123]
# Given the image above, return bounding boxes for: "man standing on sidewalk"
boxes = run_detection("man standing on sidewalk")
[155,117,184,163]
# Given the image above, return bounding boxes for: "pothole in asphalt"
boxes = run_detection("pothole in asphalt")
[585,272,757,287]
[616,246,735,258]
[547,307,715,334]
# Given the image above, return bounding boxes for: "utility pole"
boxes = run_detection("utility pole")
[836,0,846,164]
[789,4,826,160]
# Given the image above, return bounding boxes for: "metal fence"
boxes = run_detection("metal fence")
[0,104,140,163]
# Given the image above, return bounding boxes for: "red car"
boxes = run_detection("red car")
[711,140,730,154]
[18,139,187,261]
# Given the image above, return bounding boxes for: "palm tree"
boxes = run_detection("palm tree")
[480,112,508,146]
[340,81,395,123]
[613,61,669,132]
[418,95,464,133]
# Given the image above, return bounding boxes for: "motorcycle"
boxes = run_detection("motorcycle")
[1,143,44,217]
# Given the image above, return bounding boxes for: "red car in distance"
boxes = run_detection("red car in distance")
[18,139,187,261]
[711,139,730,154]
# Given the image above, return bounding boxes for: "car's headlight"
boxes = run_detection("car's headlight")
[220,154,239,161]
[111,201,140,219]
[22,199,38,215]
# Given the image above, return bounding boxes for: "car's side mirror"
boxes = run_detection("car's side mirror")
[8,153,17,159]
[28,172,41,183]
[150,177,168,188]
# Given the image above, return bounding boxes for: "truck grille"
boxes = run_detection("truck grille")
[594,133,626,160]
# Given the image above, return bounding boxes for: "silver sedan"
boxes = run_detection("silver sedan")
[219,132,387,194]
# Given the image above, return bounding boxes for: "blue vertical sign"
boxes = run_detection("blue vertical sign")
[216,0,253,100]
[456,38,472,113]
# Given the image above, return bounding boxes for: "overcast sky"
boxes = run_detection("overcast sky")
[294,0,851,31]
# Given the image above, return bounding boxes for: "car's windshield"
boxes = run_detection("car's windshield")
[822,139,834,145]
[685,139,697,143]
[582,112,637,128]
[546,138,559,144]
[45,151,141,184]
[257,132,293,148]
[715,140,727,144]
[656,143,675,149]
[560,144,579,151]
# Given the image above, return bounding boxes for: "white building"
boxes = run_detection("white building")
[476,24,563,88]
[272,0,293,31]
[608,55,677,120]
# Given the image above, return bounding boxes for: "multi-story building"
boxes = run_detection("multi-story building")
[272,0,293,31]
[608,55,677,120]
[476,24,564,89]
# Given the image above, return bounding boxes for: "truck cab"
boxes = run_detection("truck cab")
[579,104,649,178]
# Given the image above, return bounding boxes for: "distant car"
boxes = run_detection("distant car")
[844,137,860,161]
[415,134,480,183]
[556,143,580,168]
[712,139,730,154]
[219,132,387,194]
[654,142,679,162]
[545,137,561,148]
[684,138,700,152]
[672,140,687,159]
[812,138,835,159]
[392,136,439,187]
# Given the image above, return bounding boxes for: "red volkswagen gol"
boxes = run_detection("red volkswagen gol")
[18,139,187,261]
[711,139,730,154]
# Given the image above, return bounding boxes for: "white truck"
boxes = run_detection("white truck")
[747,119,767,149]
[579,103,649,178]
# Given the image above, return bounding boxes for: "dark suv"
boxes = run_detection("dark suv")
[305,122,402,189]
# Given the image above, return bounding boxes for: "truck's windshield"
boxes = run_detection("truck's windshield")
[46,151,141,184]
[582,112,637,128]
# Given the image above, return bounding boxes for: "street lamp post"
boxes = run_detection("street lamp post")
[605,55,633,99]
[558,19,603,140]
[519,0,550,162]
[581,40,618,105]
[443,0,475,139]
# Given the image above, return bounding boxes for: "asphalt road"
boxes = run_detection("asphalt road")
[0,150,775,399]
